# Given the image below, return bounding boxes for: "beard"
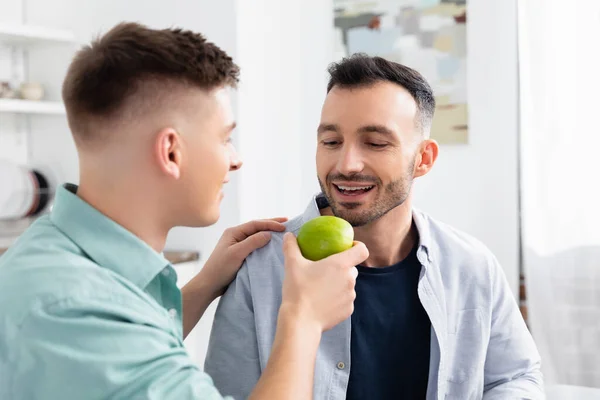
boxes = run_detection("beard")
[318,162,415,227]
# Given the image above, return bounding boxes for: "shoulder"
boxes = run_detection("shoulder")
[415,211,514,314]
[415,209,501,279]
[0,219,151,327]
[245,212,306,269]
[420,211,495,255]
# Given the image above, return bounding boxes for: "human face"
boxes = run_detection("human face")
[174,87,242,226]
[316,82,421,227]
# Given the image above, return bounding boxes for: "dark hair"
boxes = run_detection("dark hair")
[62,22,239,142]
[327,54,435,134]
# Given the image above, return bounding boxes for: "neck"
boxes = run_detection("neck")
[324,200,417,267]
[77,172,170,253]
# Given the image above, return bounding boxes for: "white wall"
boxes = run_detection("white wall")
[235,0,333,221]
[0,1,30,167]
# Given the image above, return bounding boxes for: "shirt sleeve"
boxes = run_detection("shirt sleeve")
[204,262,262,399]
[10,291,232,400]
[482,254,545,399]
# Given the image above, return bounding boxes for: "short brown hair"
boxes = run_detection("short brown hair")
[62,22,239,143]
[327,54,435,135]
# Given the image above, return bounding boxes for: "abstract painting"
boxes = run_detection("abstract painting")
[334,0,468,144]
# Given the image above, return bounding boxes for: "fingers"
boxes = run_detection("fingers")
[282,232,302,264]
[230,218,287,241]
[327,241,369,267]
[233,231,272,259]
[269,217,288,223]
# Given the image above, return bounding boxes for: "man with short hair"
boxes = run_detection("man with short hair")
[0,23,369,399]
[205,54,544,399]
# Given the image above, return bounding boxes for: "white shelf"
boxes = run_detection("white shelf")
[0,99,65,115]
[0,24,77,47]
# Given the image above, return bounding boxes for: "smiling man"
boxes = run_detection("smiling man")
[205,54,544,399]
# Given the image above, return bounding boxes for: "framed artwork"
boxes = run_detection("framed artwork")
[334,0,468,144]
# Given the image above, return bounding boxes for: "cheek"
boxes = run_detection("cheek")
[191,143,228,184]
[220,145,230,167]
[365,156,400,183]
[211,146,230,184]
[316,150,334,177]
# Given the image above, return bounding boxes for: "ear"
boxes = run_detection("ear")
[413,139,439,178]
[154,128,182,180]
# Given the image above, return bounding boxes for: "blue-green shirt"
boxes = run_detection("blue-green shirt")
[0,184,229,399]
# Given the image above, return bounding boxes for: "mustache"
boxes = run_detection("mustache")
[326,174,379,184]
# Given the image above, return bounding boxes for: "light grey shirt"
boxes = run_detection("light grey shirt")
[205,195,544,400]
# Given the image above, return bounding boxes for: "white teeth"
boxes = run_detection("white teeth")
[336,185,373,191]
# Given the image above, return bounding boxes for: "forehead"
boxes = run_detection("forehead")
[320,82,418,133]
[211,86,234,122]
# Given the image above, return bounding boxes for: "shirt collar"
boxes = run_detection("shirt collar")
[50,183,170,289]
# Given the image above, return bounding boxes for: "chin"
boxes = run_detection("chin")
[337,200,369,210]
[330,197,371,213]
[329,203,375,227]
[203,211,221,227]
[184,208,220,228]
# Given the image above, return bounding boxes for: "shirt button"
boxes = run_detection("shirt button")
[337,362,346,370]
[161,268,170,277]
[168,308,177,318]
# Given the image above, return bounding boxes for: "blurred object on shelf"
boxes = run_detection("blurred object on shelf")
[19,82,44,101]
[0,160,52,222]
[0,81,17,99]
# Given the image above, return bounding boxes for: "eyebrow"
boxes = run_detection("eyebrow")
[317,123,339,135]
[317,123,394,136]
[357,124,394,136]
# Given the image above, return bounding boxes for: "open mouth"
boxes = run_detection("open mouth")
[333,184,375,196]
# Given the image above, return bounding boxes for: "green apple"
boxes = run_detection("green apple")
[297,216,354,261]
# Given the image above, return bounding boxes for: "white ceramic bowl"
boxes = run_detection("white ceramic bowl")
[20,83,45,101]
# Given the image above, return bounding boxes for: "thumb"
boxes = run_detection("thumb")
[234,231,272,259]
[282,232,302,265]
[327,240,369,266]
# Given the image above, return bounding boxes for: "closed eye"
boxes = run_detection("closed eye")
[367,143,388,148]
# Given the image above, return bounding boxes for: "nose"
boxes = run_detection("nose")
[229,143,243,171]
[336,144,364,176]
